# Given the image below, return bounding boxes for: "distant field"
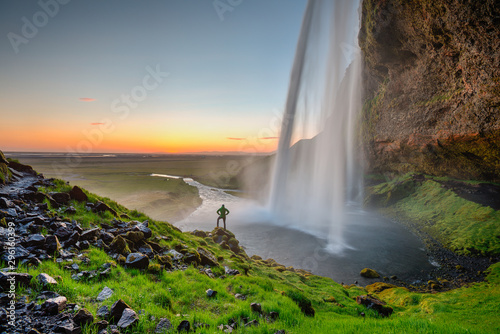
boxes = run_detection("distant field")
[9,153,263,222]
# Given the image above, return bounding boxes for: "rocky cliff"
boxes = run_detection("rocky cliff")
[359,0,500,181]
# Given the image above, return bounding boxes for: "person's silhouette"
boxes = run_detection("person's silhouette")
[216,204,230,230]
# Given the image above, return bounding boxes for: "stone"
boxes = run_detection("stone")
[69,186,88,202]
[64,231,80,247]
[177,320,190,332]
[95,320,109,331]
[1,245,30,262]
[360,268,380,278]
[80,228,100,241]
[51,192,71,204]
[77,240,90,250]
[366,282,398,294]
[8,161,37,175]
[100,231,115,244]
[65,206,77,214]
[0,271,32,289]
[117,308,138,329]
[224,266,240,276]
[206,289,217,297]
[37,273,58,286]
[166,249,183,261]
[45,235,61,252]
[135,221,152,239]
[55,226,73,240]
[356,295,393,317]
[235,293,246,300]
[25,234,46,247]
[55,320,82,334]
[109,235,130,255]
[245,319,259,327]
[124,231,145,243]
[250,303,262,313]
[110,299,131,322]
[96,305,110,318]
[138,244,154,257]
[97,286,114,302]
[197,247,218,267]
[155,318,173,333]
[192,230,207,238]
[93,201,118,217]
[125,252,149,269]
[43,296,67,315]
[73,308,94,327]
[0,197,13,209]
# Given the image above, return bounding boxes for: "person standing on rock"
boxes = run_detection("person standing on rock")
[216,204,230,230]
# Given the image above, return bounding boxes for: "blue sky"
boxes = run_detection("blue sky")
[0,0,307,153]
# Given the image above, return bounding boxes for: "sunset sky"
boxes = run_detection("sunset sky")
[0,1,307,153]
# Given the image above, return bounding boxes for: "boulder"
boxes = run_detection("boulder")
[51,192,70,204]
[0,272,32,289]
[80,228,100,241]
[117,308,138,329]
[366,282,398,294]
[124,231,144,243]
[155,318,173,333]
[25,234,46,247]
[360,268,380,278]
[93,201,118,217]
[73,308,94,327]
[96,286,114,302]
[43,296,67,315]
[55,226,73,241]
[110,299,131,322]
[356,295,393,317]
[109,235,130,255]
[192,230,207,238]
[8,161,37,175]
[134,221,152,239]
[137,244,154,257]
[197,247,218,267]
[37,273,58,286]
[125,252,149,269]
[100,231,115,244]
[69,186,88,202]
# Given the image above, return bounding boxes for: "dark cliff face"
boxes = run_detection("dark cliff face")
[359,0,500,181]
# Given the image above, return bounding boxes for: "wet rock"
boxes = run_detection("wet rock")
[96,286,114,302]
[73,308,94,327]
[80,228,100,241]
[25,234,46,248]
[110,299,131,322]
[109,235,130,255]
[360,268,380,278]
[125,252,149,269]
[69,186,88,202]
[134,221,152,239]
[155,318,173,333]
[206,289,217,297]
[55,226,73,241]
[37,273,58,286]
[356,295,393,317]
[51,192,70,205]
[45,235,61,253]
[0,271,32,289]
[197,247,218,267]
[96,305,110,318]
[117,308,138,329]
[55,320,82,334]
[177,320,190,332]
[43,296,67,315]
[250,303,262,313]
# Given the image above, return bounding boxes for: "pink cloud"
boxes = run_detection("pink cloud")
[90,122,105,126]
[260,137,278,140]
[227,137,246,141]
[79,97,96,102]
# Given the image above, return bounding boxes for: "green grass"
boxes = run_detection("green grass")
[366,174,500,255]
[6,174,500,333]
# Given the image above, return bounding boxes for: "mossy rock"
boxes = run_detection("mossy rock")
[155,255,172,269]
[147,263,162,274]
[360,268,380,278]
[125,231,145,243]
[182,250,201,265]
[227,238,241,253]
[109,235,131,255]
[366,282,398,293]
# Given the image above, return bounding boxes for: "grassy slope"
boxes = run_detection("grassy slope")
[366,174,500,256]
[7,178,499,333]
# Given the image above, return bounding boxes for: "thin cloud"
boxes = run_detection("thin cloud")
[79,97,96,102]
[260,137,278,140]
[227,137,246,141]
[90,122,105,126]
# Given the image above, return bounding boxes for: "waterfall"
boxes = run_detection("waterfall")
[269,0,363,252]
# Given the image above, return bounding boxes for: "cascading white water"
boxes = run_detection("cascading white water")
[269,0,363,251]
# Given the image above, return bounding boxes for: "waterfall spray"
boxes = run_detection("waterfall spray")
[269,0,363,252]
